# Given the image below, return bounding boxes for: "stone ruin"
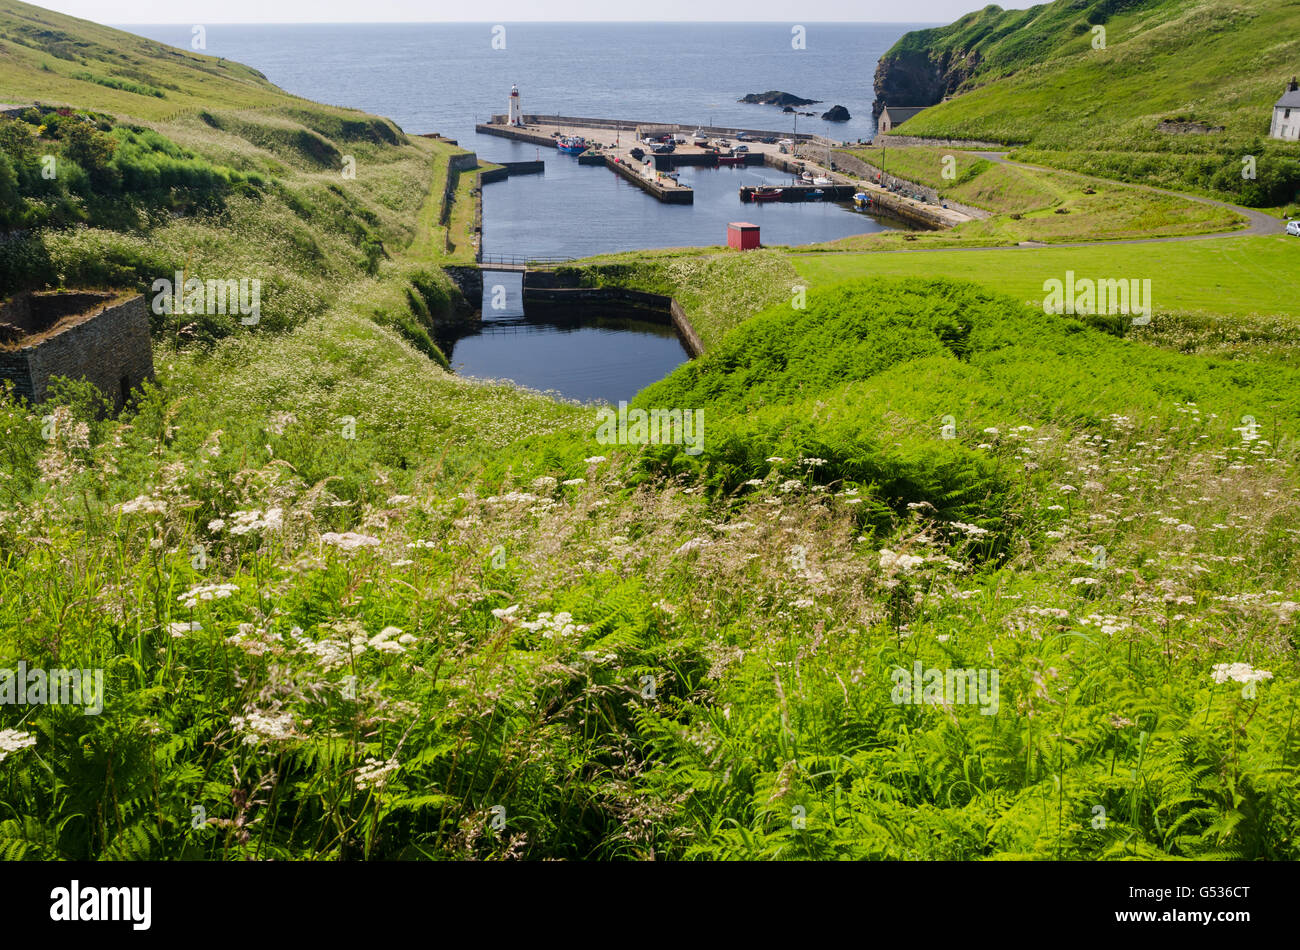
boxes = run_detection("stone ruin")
[0,290,155,409]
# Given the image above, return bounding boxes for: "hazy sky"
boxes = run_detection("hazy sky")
[35,0,1040,24]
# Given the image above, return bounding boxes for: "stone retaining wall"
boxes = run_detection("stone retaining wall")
[831,151,990,220]
[873,134,1011,150]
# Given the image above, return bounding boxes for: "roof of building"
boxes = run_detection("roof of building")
[1276,88,1300,109]
[882,106,928,124]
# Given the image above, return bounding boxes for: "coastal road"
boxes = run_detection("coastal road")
[970,151,1285,239]
[787,148,1286,256]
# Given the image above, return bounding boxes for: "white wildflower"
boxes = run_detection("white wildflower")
[321,531,381,551]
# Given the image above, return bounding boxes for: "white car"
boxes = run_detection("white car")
[1287,220,1300,237]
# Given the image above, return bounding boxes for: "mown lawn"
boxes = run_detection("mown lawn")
[791,235,1298,321]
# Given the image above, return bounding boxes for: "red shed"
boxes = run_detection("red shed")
[727,221,760,250]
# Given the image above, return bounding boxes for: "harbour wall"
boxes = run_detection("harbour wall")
[488,114,837,145]
[479,160,545,183]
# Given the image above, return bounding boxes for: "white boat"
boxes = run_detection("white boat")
[813,175,833,186]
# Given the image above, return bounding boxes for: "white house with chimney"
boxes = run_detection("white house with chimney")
[1271,78,1300,140]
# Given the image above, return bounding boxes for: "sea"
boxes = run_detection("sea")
[122,21,931,400]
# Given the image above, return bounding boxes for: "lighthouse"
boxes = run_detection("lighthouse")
[508,83,522,127]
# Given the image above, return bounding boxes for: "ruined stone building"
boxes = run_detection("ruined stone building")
[0,290,155,409]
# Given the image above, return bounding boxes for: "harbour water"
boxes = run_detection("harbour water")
[445,310,691,404]
[126,21,927,257]
[124,21,928,400]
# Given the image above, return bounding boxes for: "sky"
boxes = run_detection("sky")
[34,0,1041,24]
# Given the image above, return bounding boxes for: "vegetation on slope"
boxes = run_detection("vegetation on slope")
[0,0,1296,864]
[2,276,1296,860]
[874,0,1300,207]
[0,0,479,356]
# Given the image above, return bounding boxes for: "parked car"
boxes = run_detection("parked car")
[1288,220,1300,237]
[734,145,749,152]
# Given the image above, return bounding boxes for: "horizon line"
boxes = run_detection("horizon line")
[112,19,942,25]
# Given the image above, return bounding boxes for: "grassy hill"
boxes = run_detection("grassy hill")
[0,0,301,116]
[874,0,1300,206]
[0,0,490,359]
[0,1,1297,863]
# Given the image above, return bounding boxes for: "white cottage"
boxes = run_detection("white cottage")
[1270,78,1300,141]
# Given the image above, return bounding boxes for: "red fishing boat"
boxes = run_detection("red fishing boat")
[752,187,782,202]
[716,153,746,166]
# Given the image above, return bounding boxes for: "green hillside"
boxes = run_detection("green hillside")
[0,0,301,116]
[0,1,1297,864]
[874,0,1300,206]
[0,0,489,358]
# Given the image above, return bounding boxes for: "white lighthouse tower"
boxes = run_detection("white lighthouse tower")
[508,83,523,127]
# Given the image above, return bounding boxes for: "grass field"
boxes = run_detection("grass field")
[792,235,1296,320]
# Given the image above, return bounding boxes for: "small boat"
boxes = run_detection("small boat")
[752,187,782,202]
[853,192,870,206]
[806,189,825,201]
[557,135,588,154]
[813,175,833,186]
[800,170,814,183]
[716,153,745,166]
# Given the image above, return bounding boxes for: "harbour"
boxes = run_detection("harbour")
[473,96,975,233]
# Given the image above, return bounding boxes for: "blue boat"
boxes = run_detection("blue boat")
[853,192,870,206]
[806,189,825,201]
[557,135,588,154]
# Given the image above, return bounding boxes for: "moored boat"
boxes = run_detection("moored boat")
[853,191,870,206]
[716,153,745,166]
[557,135,588,154]
[813,175,833,186]
[752,187,782,202]
[806,188,825,201]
